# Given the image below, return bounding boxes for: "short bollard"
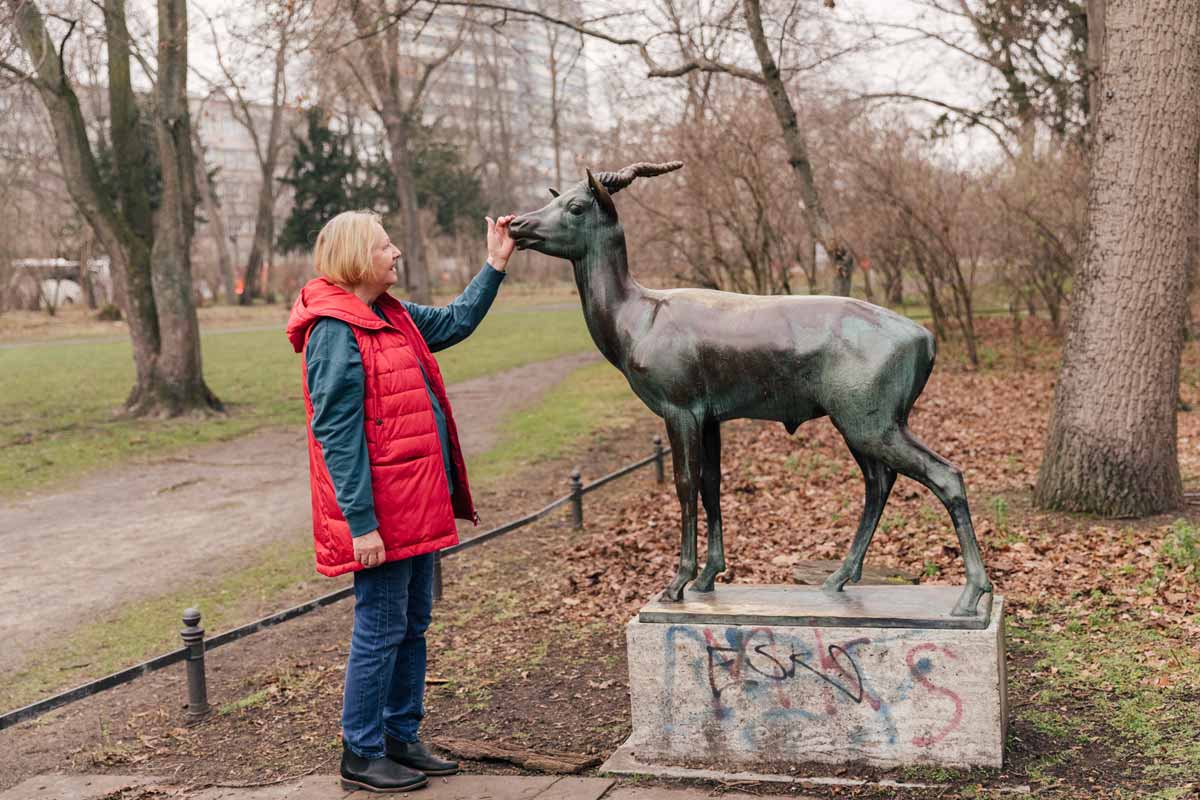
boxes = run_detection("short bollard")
[570,467,584,529]
[433,551,444,602]
[180,608,209,719]
[653,435,665,484]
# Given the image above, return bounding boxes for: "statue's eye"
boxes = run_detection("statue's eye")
[568,204,584,216]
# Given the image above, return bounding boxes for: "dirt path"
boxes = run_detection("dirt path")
[0,350,599,676]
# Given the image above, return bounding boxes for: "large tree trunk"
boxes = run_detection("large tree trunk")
[139,0,220,415]
[102,0,167,394]
[1034,0,1199,516]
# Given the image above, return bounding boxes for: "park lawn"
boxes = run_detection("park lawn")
[0,283,581,345]
[466,360,645,484]
[0,303,595,497]
[0,359,647,714]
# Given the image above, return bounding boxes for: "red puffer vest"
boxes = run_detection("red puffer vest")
[286,278,476,576]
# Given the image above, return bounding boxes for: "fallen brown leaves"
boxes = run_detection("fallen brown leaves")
[559,319,1200,636]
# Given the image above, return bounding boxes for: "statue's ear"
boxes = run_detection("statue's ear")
[586,169,618,220]
[548,188,560,198]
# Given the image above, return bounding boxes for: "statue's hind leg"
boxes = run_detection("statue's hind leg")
[861,425,993,616]
[692,419,724,593]
[823,446,896,594]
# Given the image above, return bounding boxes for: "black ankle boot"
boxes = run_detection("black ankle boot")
[341,744,429,792]
[385,735,460,776]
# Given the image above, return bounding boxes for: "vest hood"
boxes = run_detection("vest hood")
[286,278,390,353]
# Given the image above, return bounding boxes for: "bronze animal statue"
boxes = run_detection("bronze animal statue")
[509,162,992,617]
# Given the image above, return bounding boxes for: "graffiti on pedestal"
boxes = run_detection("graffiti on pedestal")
[665,625,964,749]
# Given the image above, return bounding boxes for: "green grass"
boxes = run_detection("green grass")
[465,359,644,485]
[0,359,645,715]
[0,305,594,496]
[1011,604,1200,787]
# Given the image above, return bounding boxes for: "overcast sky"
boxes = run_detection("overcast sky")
[187,0,999,157]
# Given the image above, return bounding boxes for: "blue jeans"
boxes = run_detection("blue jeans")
[341,553,434,758]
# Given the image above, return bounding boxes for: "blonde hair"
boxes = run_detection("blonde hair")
[314,210,384,285]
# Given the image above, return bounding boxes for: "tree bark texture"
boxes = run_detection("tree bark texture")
[1034,0,1199,517]
[1087,0,1106,134]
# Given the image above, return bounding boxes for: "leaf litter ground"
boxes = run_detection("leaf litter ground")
[2,317,1198,799]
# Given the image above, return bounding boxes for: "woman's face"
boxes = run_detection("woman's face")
[364,223,402,297]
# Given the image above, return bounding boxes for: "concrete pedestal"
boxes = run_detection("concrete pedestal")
[615,585,1006,772]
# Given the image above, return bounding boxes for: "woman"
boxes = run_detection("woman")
[285,210,516,793]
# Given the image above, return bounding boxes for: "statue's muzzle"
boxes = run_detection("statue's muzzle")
[508,215,543,250]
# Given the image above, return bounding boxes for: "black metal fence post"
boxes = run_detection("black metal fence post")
[180,608,209,719]
[570,467,584,528]
[433,551,444,602]
[653,435,665,484]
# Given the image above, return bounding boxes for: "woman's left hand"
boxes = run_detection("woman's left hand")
[486,214,517,271]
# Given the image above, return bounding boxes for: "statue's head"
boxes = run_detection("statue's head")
[509,161,683,261]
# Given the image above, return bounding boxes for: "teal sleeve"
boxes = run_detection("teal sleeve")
[305,318,379,537]
[402,263,506,352]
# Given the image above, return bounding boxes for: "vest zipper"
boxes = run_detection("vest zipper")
[371,335,383,427]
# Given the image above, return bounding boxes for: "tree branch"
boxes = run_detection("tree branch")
[0,59,35,83]
[853,92,1017,159]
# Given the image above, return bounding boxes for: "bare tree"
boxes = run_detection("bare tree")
[845,123,985,364]
[865,0,1091,157]
[539,2,585,191]
[989,146,1085,333]
[437,0,869,296]
[191,93,237,304]
[329,0,468,304]
[4,0,220,415]
[205,0,305,304]
[616,83,809,296]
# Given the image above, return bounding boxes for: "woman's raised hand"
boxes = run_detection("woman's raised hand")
[486,214,517,271]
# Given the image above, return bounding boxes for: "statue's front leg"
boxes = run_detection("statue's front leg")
[661,417,701,602]
[692,420,724,593]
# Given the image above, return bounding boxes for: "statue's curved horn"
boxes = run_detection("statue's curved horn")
[593,161,683,194]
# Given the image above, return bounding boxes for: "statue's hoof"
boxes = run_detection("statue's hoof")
[950,583,993,617]
[691,568,722,593]
[660,585,685,603]
[822,574,848,594]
